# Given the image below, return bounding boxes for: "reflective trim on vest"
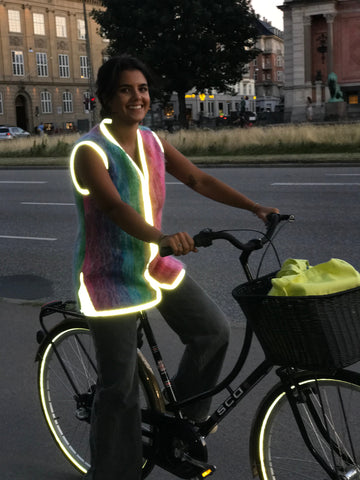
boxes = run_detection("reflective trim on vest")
[70,140,109,195]
[78,272,162,317]
[151,268,186,290]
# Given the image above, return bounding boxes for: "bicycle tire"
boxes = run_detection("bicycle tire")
[37,321,164,476]
[250,369,360,480]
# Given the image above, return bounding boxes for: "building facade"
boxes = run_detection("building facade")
[0,0,108,134]
[280,0,360,122]
[253,19,284,113]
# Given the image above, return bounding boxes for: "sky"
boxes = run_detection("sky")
[251,0,284,30]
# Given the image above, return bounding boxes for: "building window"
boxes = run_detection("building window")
[63,91,73,113]
[276,56,282,67]
[40,91,52,113]
[11,51,24,76]
[80,56,89,78]
[33,13,45,35]
[8,10,21,33]
[59,54,70,78]
[208,102,214,115]
[277,71,283,82]
[55,16,67,37]
[77,19,86,39]
[0,92,3,115]
[36,52,48,77]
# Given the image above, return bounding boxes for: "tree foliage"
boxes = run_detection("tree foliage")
[92,0,259,126]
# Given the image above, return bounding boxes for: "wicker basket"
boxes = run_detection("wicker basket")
[232,272,360,370]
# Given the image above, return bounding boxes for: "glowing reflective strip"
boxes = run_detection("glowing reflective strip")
[70,140,109,195]
[39,328,89,474]
[151,130,164,153]
[153,268,186,290]
[257,377,347,480]
[78,272,162,317]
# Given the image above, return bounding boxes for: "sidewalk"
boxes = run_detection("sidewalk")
[1,152,360,167]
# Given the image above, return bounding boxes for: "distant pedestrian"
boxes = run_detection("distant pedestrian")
[37,122,44,135]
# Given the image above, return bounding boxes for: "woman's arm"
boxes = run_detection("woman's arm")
[162,138,279,221]
[74,145,195,255]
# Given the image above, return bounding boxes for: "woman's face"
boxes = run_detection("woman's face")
[110,69,150,126]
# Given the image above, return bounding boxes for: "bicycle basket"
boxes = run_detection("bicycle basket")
[232,272,360,370]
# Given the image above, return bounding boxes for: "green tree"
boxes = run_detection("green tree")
[92,0,259,127]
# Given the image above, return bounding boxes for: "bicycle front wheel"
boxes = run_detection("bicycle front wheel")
[37,321,164,476]
[251,370,360,480]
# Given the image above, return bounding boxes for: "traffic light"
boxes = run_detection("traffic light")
[90,96,96,110]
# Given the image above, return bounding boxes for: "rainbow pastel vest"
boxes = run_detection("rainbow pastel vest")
[70,119,185,317]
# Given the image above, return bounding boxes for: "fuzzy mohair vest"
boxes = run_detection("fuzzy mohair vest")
[70,118,184,317]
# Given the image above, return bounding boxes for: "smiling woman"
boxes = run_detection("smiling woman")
[69,54,278,480]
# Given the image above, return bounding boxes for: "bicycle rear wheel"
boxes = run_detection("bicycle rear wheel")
[251,370,360,480]
[37,321,163,476]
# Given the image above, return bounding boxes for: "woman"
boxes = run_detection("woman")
[70,55,279,480]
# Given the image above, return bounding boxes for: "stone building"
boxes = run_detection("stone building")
[280,0,360,122]
[0,0,108,134]
[253,19,284,113]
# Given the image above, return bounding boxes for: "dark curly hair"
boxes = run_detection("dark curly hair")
[96,55,152,119]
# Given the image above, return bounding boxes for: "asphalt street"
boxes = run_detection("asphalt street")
[1,164,360,479]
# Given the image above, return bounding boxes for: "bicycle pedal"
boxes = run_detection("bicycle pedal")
[182,452,216,478]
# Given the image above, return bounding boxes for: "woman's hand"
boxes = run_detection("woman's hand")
[158,232,198,256]
[253,204,279,222]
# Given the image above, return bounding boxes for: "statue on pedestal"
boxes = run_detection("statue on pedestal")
[327,72,344,102]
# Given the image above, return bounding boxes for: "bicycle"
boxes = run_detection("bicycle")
[35,213,360,480]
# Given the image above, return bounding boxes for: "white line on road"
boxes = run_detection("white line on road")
[21,202,75,206]
[272,183,360,186]
[0,235,56,241]
[0,181,47,184]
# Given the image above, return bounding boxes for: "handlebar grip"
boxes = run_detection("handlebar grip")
[159,246,173,257]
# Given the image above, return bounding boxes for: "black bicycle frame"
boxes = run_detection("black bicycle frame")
[138,311,273,436]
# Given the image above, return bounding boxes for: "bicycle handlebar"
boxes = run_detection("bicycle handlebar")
[159,213,294,257]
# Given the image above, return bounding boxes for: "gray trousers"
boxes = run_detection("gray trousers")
[84,275,230,480]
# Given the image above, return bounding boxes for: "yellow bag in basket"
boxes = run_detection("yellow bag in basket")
[268,258,360,296]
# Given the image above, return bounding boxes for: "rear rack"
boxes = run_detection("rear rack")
[39,300,86,335]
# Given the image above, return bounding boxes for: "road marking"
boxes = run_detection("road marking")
[0,180,47,184]
[326,173,360,176]
[0,235,56,241]
[21,202,75,206]
[272,182,360,186]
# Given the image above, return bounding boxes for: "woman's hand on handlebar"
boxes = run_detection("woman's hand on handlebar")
[158,232,198,256]
[253,204,280,222]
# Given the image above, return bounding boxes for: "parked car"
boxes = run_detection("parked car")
[244,111,257,123]
[0,126,31,140]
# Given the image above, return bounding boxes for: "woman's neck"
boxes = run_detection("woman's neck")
[107,119,140,163]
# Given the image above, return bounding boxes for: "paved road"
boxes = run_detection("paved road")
[1,165,360,479]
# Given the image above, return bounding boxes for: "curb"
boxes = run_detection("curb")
[1,153,360,168]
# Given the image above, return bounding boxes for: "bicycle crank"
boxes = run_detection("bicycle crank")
[150,412,216,479]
